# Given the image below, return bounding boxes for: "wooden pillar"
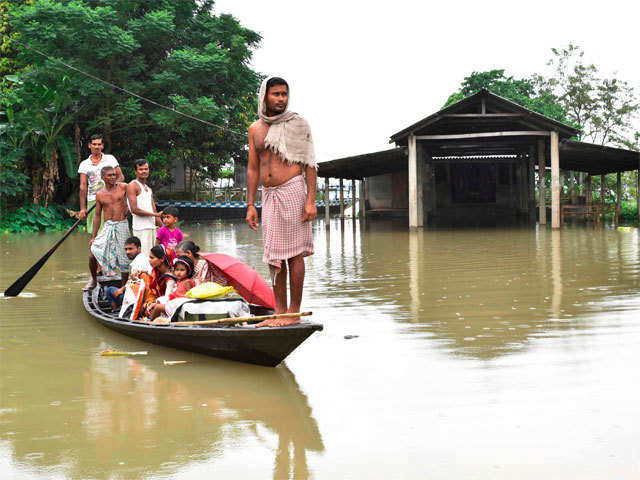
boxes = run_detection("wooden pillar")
[586,174,592,206]
[520,161,528,214]
[408,134,424,227]
[569,171,576,204]
[637,168,640,227]
[324,177,330,228]
[538,138,546,225]
[600,175,605,205]
[550,131,560,229]
[616,172,621,227]
[578,172,584,195]
[351,179,356,219]
[339,178,344,218]
[359,179,366,220]
[528,148,536,221]
[508,163,513,209]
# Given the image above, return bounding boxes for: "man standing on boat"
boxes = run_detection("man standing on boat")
[246,77,317,326]
[126,159,163,256]
[85,166,130,291]
[78,134,124,235]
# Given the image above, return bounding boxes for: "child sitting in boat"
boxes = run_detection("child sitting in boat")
[147,255,196,321]
[175,240,208,285]
[175,240,229,286]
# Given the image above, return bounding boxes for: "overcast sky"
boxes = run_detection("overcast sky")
[215,0,640,162]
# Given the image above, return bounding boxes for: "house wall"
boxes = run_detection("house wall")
[158,160,186,193]
[170,161,186,191]
[364,159,530,221]
[432,161,527,218]
[234,161,247,187]
[366,171,409,210]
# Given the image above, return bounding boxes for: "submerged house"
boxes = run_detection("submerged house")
[318,89,640,228]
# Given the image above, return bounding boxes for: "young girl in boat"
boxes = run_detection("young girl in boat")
[175,240,208,285]
[147,255,196,322]
[140,245,176,318]
[175,240,229,286]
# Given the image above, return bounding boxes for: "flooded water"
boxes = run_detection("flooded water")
[1,218,640,478]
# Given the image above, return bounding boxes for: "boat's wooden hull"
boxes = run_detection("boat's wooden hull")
[83,285,322,367]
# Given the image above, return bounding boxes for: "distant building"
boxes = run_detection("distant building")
[318,89,640,228]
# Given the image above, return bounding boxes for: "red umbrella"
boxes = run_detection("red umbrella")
[202,253,275,309]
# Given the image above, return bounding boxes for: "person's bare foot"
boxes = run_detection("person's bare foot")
[255,317,301,328]
[83,279,97,291]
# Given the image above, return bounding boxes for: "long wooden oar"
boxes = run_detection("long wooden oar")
[3,204,96,297]
[172,311,312,326]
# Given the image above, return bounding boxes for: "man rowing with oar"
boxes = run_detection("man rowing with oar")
[85,166,131,291]
[246,77,317,326]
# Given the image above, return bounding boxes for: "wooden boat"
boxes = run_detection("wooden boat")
[82,280,323,367]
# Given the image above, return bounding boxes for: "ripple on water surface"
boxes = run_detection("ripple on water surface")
[2,222,640,478]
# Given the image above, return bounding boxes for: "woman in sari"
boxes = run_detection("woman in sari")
[140,245,176,317]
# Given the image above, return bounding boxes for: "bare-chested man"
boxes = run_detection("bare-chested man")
[246,77,317,326]
[84,166,131,290]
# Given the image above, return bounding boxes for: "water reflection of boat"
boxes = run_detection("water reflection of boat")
[1,345,324,479]
[82,283,323,367]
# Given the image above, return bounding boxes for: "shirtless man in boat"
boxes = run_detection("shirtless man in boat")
[246,77,317,326]
[85,166,131,290]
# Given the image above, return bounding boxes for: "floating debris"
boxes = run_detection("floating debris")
[163,360,190,366]
[100,350,148,357]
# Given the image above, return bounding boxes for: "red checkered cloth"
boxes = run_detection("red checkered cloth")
[261,175,314,273]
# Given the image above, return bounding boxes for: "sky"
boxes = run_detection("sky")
[214,0,640,162]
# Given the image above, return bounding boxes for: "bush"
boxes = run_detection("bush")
[0,204,76,233]
[619,201,638,222]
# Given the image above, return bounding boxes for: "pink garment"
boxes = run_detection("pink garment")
[156,226,184,250]
[261,175,314,273]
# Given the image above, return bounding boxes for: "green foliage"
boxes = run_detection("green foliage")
[1,0,261,207]
[619,201,638,222]
[6,0,262,202]
[0,0,32,80]
[443,69,571,124]
[0,204,75,233]
[57,135,77,179]
[0,138,30,201]
[219,168,234,179]
[535,44,639,147]
[120,149,174,190]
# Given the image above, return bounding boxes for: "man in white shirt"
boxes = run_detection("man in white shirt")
[105,236,151,309]
[78,134,124,235]
[126,159,162,256]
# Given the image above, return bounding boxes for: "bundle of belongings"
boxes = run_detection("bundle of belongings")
[118,281,249,323]
[169,297,250,323]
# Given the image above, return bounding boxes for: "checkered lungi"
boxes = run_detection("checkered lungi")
[261,175,314,273]
[90,219,131,275]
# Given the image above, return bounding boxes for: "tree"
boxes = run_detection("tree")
[535,43,639,148]
[0,0,32,79]
[5,0,261,206]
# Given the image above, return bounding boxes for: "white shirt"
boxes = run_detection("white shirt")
[78,154,119,202]
[130,252,152,275]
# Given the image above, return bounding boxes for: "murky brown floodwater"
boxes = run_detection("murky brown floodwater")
[2,218,640,479]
